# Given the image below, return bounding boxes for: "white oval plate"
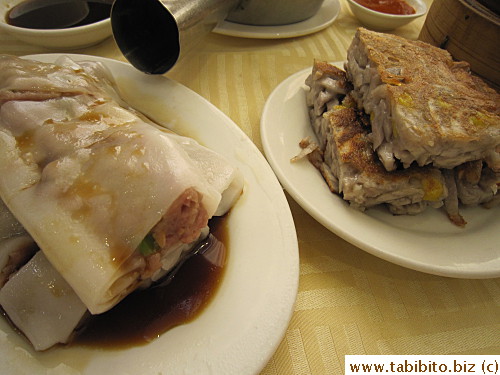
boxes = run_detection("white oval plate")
[0,54,299,375]
[213,0,340,39]
[261,65,500,279]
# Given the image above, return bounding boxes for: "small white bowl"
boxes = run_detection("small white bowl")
[346,0,427,31]
[0,0,112,49]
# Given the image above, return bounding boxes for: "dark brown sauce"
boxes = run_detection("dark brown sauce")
[73,216,229,349]
[354,0,416,15]
[6,0,111,30]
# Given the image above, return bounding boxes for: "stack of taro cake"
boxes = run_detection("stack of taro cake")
[296,28,499,227]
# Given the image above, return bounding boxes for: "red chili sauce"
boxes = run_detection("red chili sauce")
[354,0,416,15]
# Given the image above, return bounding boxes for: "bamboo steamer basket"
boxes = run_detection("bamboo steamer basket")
[418,0,500,88]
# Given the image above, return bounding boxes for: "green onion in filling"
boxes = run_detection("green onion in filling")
[138,234,158,256]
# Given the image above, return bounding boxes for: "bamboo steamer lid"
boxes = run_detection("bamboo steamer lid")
[418,0,500,88]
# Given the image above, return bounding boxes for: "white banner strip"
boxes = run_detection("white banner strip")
[346,355,499,374]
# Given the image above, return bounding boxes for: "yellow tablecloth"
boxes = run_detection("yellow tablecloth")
[1,0,498,373]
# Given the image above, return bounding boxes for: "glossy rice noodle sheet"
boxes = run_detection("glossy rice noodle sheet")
[0,199,88,351]
[0,55,243,350]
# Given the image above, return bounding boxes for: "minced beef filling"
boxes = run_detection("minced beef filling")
[152,187,209,251]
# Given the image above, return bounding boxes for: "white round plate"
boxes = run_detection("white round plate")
[213,0,340,39]
[0,54,299,375]
[261,64,500,279]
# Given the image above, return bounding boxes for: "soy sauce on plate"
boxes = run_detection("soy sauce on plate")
[75,216,229,349]
[6,0,111,29]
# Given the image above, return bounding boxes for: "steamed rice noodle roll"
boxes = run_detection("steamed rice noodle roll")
[0,55,244,350]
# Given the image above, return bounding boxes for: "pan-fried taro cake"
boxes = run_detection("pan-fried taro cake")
[299,59,498,226]
[345,28,500,172]
[298,60,447,217]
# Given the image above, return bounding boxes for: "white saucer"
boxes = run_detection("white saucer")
[213,0,340,39]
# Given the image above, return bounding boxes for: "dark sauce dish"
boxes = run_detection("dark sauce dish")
[0,0,112,49]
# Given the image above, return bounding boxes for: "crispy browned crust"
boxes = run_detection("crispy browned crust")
[313,60,347,80]
[311,60,353,93]
[355,28,499,140]
[325,106,443,188]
